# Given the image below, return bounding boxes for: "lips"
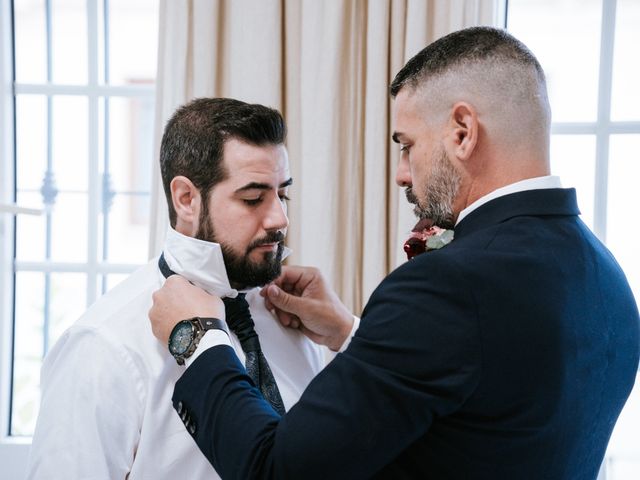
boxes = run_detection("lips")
[254,243,278,249]
[251,242,281,253]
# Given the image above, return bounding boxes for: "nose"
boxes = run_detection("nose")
[395,155,412,187]
[264,194,289,232]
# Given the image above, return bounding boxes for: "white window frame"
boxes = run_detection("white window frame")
[1,0,155,474]
[0,0,27,474]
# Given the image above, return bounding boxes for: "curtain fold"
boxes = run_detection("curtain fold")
[150,0,499,313]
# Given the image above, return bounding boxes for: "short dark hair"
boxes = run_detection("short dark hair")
[390,26,545,97]
[159,98,287,226]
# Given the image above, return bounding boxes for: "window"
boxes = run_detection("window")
[507,0,640,478]
[0,0,158,474]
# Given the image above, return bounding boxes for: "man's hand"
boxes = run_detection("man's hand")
[261,266,354,351]
[149,275,225,345]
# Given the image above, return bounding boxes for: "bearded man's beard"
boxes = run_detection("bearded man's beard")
[405,147,461,230]
[195,202,285,289]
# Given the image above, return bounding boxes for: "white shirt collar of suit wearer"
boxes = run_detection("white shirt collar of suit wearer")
[456,175,562,226]
[162,227,291,299]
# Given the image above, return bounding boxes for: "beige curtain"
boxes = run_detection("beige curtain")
[150,0,500,313]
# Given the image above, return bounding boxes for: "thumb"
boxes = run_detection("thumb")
[266,284,304,316]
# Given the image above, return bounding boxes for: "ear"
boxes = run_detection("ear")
[170,176,201,231]
[444,102,478,162]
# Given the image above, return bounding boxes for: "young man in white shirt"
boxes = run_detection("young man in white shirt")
[26,98,325,479]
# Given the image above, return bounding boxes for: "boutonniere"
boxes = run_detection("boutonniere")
[403,219,454,260]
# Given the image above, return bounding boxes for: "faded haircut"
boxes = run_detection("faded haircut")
[390,26,546,98]
[390,27,552,142]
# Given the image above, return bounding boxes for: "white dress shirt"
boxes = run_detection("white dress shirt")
[26,227,325,480]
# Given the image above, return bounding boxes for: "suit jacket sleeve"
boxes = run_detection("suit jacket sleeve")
[173,254,482,479]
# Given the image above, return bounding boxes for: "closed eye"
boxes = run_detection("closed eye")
[243,197,263,206]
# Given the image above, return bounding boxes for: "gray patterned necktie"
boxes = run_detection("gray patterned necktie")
[223,293,286,416]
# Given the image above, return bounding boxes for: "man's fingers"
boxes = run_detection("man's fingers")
[270,265,318,292]
[274,311,300,329]
[266,284,304,316]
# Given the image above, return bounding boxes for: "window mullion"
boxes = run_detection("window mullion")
[86,0,100,307]
[0,0,17,444]
[593,0,618,243]
[42,0,55,356]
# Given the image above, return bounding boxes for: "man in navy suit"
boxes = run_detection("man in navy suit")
[149,27,640,479]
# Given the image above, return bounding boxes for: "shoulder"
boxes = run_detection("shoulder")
[75,260,159,332]
[60,260,163,366]
[370,246,474,310]
[42,325,145,397]
[41,261,163,397]
[355,248,481,371]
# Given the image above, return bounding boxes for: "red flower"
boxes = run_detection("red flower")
[403,219,454,260]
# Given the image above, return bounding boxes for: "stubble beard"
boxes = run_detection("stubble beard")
[405,147,461,230]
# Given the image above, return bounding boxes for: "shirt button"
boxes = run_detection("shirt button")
[176,401,183,415]
[189,422,197,435]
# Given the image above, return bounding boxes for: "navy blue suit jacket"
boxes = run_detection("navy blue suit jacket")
[173,188,640,479]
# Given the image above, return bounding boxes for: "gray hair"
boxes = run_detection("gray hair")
[390,27,551,142]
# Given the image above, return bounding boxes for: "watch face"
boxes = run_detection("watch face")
[169,321,195,356]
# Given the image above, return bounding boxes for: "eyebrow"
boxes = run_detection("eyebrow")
[234,177,293,193]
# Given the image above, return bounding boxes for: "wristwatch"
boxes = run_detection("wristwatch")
[168,317,228,366]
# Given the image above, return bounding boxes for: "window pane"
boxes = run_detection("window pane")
[16,94,47,191]
[106,0,159,85]
[99,96,153,263]
[14,0,47,83]
[550,135,596,229]
[51,0,88,84]
[15,191,89,262]
[53,96,88,191]
[610,0,640,122]
[101,193,150,263]
[15,191,46,261]
[11,272,45,436]
[106,97,154,194]
[50,192,88,262]
[16,192,88,262]
[606,134,640,299]
[507,0,602,122]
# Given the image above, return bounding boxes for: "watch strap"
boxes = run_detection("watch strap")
[196,317,229,335]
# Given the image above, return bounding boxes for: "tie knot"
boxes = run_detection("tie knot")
[223,294,259,350]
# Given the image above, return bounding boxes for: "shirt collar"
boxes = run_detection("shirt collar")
[456,175,562,226]
[161,227,291,299]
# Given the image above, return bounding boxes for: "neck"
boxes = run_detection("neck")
[458,146,549,208]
